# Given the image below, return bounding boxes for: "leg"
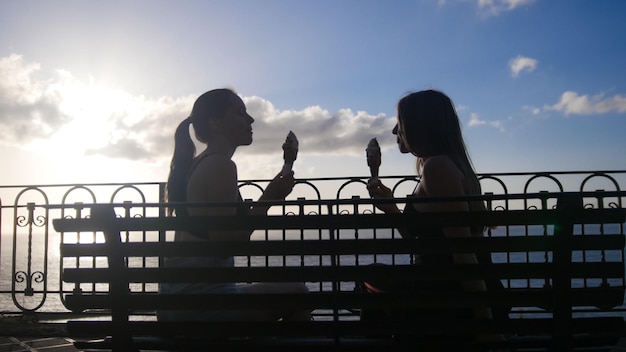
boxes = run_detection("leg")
[237,282,311,321]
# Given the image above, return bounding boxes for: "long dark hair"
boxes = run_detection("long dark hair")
[164,88,236,215]
[397,90,487,233]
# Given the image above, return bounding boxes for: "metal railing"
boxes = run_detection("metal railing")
[1,170,626,317]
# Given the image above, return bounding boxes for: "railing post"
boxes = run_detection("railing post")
[158,183,167,269]
[552,193,582,351]
[72,202,85,296]
[325,203,341,346]
[0,197,2,279]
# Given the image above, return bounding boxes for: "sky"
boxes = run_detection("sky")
[1,0,625,186]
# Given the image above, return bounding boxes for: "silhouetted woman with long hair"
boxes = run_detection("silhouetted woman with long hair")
[367,89,503,341]
[159,88,310,321]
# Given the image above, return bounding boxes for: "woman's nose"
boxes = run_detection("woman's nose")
[392,124,398,135]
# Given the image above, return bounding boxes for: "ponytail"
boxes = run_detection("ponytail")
[165,117,194,216]
[165,88,237,216]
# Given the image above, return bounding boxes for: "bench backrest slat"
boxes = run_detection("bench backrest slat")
[53,207,626,233]
[60,234,626,258]
[62,261,625,284]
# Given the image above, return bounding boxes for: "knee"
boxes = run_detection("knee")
[293,282,309,294]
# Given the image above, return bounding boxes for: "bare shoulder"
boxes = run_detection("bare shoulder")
[421,155,464,197]
[194,154,236,176]
[187,154,238,202]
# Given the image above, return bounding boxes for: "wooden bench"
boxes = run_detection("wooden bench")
[54,192,626,351]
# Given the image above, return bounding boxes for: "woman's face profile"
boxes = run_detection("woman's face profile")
[393,122,410,154]
[219,95,254,147]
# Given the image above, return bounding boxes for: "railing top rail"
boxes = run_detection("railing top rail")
[2,169,626,189]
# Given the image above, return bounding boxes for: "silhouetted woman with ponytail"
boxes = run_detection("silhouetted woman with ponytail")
[158,88,310,322]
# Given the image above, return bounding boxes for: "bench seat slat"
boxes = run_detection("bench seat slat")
[67,317,623,337]
[72,338,620,352]
[64,289,621,311]
[67,317,623,352]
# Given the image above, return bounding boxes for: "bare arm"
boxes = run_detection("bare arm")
[367,179,415,239]
[250,171,296,215]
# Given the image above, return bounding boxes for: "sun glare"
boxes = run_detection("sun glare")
[13,72,161,183]
[37,77,135,154]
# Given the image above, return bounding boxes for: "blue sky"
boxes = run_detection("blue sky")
[0,0,625,186]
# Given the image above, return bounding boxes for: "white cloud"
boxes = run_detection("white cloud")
[83,94,196,160]
[545,91,626,116]
[468,113,485,127]
[243,97,395,156]
[0,54,71,143]
[477,0,535,16]
[0,54,397,165]
[523,105,542,115]
[509,55,538,78]
[468,112,505,131]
